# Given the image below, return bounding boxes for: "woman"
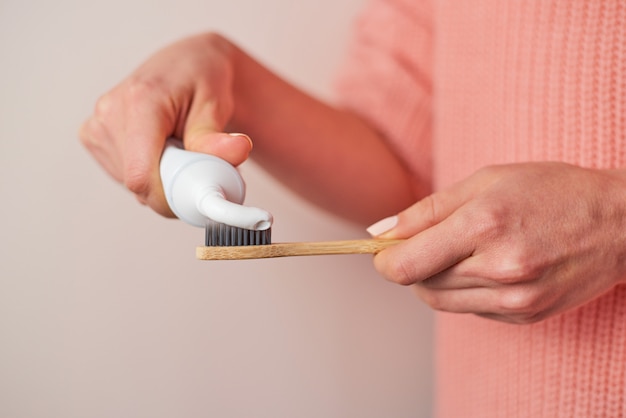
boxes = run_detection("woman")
[80,0,626,415]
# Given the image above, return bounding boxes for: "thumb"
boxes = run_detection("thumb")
[183,100,253,166]
[367,176,481,239]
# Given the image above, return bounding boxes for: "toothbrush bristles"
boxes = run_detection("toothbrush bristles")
[205,222,272,246]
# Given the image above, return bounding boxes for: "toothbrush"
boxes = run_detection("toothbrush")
[196,239,404,260]
[160,138,403,259]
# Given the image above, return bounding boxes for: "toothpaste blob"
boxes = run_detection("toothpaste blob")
[160,138,273,230]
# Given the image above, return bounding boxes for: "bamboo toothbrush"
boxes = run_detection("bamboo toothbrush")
[196,238,404,260]
[160,138,403,259]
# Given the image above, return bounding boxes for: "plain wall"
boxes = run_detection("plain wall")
[0,0,434,417]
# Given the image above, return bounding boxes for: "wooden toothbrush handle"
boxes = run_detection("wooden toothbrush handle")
[196,239,404,260]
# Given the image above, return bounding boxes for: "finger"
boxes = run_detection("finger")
[80,90,130,183]
[373,170,494,239]
[412,285,499,314]
[476,303,559,324]
[187,131,254,167]
[412,284,534,320]
[183,97,252,166]
[413,281,556,324]
[373,211,476,285]
[122,93,174,217]
[420,266,498,290]
[79,117,124,183]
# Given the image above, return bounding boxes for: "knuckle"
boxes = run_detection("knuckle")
[389,257,417,286]
[420,290,446,311]
[126,76,167,104]
[78,118,107,150]
[416,194,440,227]
[203,32,230,51]
[471,202,508,239]
[498,286,543,318]
[494,253,540,284]
[94,91,117,120]
[375,254,416,286]
[78,119,96,146]
[488,243,546,284]
[123,161,152,197]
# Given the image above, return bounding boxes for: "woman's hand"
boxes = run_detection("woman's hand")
[79,32,422,225]
[370,162,626,323]
[79,33,253,217]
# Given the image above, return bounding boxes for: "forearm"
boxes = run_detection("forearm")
[224,36,424,225]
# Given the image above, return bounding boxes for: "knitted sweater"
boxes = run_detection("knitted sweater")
[335,0,626,417]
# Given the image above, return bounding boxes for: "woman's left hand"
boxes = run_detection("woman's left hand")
[370,162,626,323]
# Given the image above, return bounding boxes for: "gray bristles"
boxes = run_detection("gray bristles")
[205,222,272,246]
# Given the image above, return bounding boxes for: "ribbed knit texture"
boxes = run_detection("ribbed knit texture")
[335,1,626,417]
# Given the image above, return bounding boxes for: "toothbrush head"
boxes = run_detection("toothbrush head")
[204,221,272,246]
[199,194,273,246]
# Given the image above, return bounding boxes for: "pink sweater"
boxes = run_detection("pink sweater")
[335,0,626,416]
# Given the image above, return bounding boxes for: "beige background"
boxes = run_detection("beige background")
[0,0,434,416]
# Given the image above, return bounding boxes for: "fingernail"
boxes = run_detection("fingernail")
[229,133,253,150]
[366,215,398,237]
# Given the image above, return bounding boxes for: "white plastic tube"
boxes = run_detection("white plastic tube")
[160,139,273,230]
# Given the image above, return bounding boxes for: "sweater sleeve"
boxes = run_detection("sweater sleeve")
[334,0,434,190]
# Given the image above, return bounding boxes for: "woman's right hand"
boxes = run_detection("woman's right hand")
[79,33,253,217]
